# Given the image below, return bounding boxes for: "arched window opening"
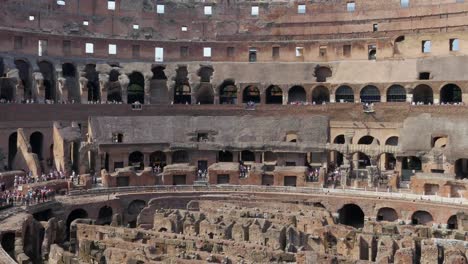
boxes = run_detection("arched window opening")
[97,206,113,225]
[338,204,365,228]
[38,61,56,102]
[386,85,406,102]
[30,131,44,160]
[85,64,100,102]
[172,150,189,164]
[312,86,330,104]
[150,151,166,168]
[288,86,306,103]
[385,136,398,146]
[376,207,398,222]
[242,86,260,103]
[15,60,32,100]
[174,66,191,104]
[127,72,145,104]
[128,151,144,170]
[218,151,233,162]
[411,211,433,226]
[265,85,283,104]
[66,209,88,238]
[8,132,17,170]
[358,136,379,145]
[360,86,381,103]
[447,215,458,230]
[440,84,462,104]
[240,150,255,162]
[413,85,433,104]
[335,85,354,103]
[356,152,371,169]
[333,135,345,144]
[219,80,237,104]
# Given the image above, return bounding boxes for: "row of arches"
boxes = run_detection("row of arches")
[338,204,458,229]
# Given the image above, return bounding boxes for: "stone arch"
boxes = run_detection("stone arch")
[376,207,398,222]
[333,135,345,144]
[338,204,365,228]
[149,151,166,168]
[127,71,145,104]
[8,132,17,170]
[354,151,371,169]
[386,85,406,102]
[107,69,122,102]
[97,206,113,225]
[385,136,398,146]
[265,85,283,104]
[288,85,306,103]
[218,150,233,162]
[30,131,43,160]
[447,215,458,230]
[174,66,191,104]
[128,200,146,215]
[358,135,379,145]
[128,151,144,170]
[84,64,100,102]
[315,66,332,82]
[172,150,189,163]
[413,84,433,104]
[14,59,32,100]
[38,60,56,102]
[360,85,381,103]
[242,85,260,103]
[62,63,79,102]
[312,86,330,104]
[335,85,354,103]
[1,232,15,258]
[440,83,462,103]
[66,208,88,235]
[240,150,255,162]
[219,79,237,104]
[411,210,433,226]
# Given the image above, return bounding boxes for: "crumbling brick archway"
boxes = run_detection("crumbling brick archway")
[376,207,398,222]
[411,210,433,226]
[338,204,365,228]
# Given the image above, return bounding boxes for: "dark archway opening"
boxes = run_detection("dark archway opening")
[358,135,379,145]
[30,131,43,160]
[127,72,145,104]
[334,135,345,144]
[242,86,260,103]
[315,66,332,82]
[218,151,233,162]
[386,85,406,102]
[455,159,468,179]
[150,151,166,168]
[85,64,100,102]
[411,211,433,226]
[440,84,462,104]
[219,80,237,104]
[338,204,365,228]
[376,207,398,222]
[312,86,330,104]
[266,85,283,104]
[174,66,191,104]
[288,85,306,103]
[447,215,458,230]
[98,206,113,225]
[107,69,122,102]
[360,85,381,103]
[66,209,88,238]
[127,200,146,215]
[15,60,32,100]
[33,209,53,222]
[8,132,17,170]
[172,150,189,164]
[240,150,255,162]
[335,85,354,103]
[38,61,56,102]
[413,85,433,104]
[128,151,144,170]
[62,63,79,102]
[1,232,15,259]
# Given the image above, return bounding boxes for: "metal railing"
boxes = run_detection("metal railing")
[68,185,468,206]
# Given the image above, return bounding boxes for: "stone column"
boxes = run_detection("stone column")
[33,72,45,103]
[144,72,152,105]
[99,74,109,103]
[57,77,67,103]
[118,74,129,104]
[79,77,88,104]
[7,69,21,102]
[143,153,150,168]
